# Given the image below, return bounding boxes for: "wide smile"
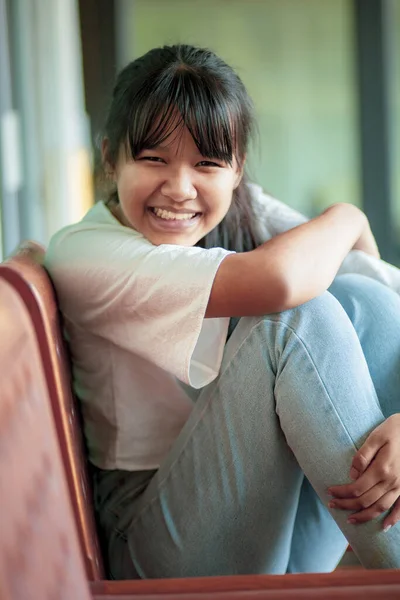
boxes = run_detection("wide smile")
[147,207,202,231]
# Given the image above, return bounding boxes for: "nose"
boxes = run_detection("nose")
[160,167,197,202]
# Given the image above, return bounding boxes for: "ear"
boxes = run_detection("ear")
[233,156,246,189]
[101,138,115,179]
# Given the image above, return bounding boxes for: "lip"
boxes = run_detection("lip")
[147,207,201,231]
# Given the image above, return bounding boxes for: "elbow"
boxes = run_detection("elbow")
[278,272,332,312]
[276,277,298,312]
[269,264,313,312]
[260,271,295,314]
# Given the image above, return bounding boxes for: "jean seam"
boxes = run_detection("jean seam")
[286,316,383,443]
[276,327,364,449]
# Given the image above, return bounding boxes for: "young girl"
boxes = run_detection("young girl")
[45,44,400,578]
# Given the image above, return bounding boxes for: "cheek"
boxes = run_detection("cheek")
[207,178,235,215]
[117,170,151,206]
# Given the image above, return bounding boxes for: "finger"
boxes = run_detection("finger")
[328,481,389,512]
[383,496,400,531]
[351,428,387,478]
[345,489,399,525]
[329,445,393,499]
[328,463,380,499]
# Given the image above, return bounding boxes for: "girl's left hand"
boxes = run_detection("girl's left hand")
[327,413,400,531]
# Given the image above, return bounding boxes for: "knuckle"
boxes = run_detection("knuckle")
[353,457,363,471]
[357,453,369,468]
[376,502,388,513]
[378,465,391,479]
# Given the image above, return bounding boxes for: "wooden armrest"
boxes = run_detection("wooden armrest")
[91,583,400,599]
[90,569,400,597]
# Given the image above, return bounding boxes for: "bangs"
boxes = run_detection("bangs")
[125,67,238,165]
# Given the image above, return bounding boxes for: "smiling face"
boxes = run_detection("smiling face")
[104,125,243,247]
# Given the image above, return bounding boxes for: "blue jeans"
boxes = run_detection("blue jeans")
[94,274,400,578]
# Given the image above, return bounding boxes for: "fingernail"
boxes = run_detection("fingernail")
[327,489,334,496]
[328,501,336,509]
[347,518,356,525]
[383,525,392,533]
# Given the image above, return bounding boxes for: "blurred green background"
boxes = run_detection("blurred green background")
[1,0,400,262]
[122,0,360,217]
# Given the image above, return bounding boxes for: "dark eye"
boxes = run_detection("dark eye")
[139,156,164,163]
[197,160,222,168]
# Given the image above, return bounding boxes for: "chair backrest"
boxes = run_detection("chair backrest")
[0,241,105,580]
[0,278,91,600]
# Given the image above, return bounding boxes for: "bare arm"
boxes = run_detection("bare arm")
[351,219,380,258]
[251,186,380,260]
[207,203,368,318]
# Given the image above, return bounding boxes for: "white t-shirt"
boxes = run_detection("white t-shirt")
[45,201,233,470]
[45,183,400,471]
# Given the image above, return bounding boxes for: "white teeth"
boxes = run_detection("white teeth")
[152,207,196,220]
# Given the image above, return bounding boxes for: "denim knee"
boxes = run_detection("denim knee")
[226,288,361,374]
[260,289,351,335]
[241,291,359,374]
[329,273,400,321]
[330,273,395,301]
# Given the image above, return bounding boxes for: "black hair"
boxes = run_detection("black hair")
[103,44,263,252]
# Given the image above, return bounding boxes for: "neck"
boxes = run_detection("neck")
[107,200,131,228]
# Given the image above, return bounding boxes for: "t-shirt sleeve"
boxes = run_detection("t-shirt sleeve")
[45,225,233,388]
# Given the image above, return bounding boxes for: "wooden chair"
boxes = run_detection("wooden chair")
[0,242,105,581]
[0,278,91,600]
[2,241,400,599]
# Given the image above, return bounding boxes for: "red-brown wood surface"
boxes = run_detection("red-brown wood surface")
[90,568,400,596]
[0,242,105,581]
[0,279,91,600]
[91,585,400,600]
